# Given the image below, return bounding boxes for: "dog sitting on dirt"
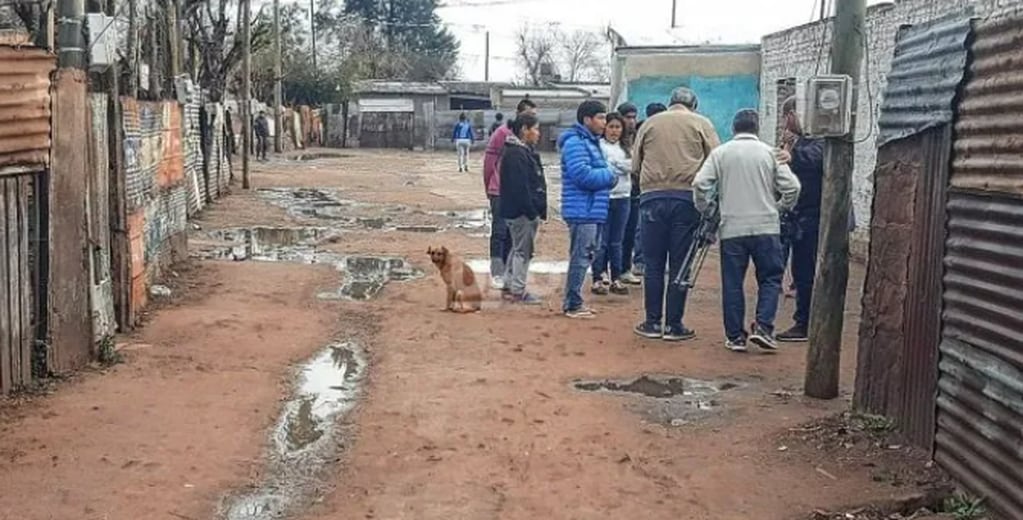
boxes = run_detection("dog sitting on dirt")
[427,246,482,313]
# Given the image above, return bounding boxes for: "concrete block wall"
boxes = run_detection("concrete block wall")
[759,0,1020,257]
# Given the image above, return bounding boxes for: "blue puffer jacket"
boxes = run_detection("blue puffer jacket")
[558,123,616,224]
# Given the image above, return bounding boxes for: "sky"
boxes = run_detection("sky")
[436,0,891,82]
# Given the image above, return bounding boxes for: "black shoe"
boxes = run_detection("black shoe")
[749,324,778,352]
[777,325,809,343]
[633,322,663,339]
[663,325,696,342]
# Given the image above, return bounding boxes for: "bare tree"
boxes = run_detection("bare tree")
[558,29,608,83]
[515,24,557,86]
[183,0,273,101]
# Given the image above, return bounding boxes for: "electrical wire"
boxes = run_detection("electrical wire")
[812,0,831,75]
[847,23,876,144]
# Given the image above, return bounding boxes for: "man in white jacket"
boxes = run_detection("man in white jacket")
[693,109,801,352]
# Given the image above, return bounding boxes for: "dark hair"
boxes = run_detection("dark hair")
[603,112,631,157]
[576,100,607,124]
[516,98,537,113]
[509,113,539,138]
[495,112,504,121]
[645,102,667,118]
[616,102,638,117]
[459,113,467,121]
[732,109,760,135]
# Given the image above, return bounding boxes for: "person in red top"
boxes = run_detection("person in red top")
[483,98,538,290]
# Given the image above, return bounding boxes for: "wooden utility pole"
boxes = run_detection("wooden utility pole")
[484,31,490,81]
[310,0,317,71]
[804,0,866,400]
[671,0,677,28]
[148,7,161,97]
[127,0,138,97]
[241,0,251,189]
[167,0,181,80]
[274,0,283,153]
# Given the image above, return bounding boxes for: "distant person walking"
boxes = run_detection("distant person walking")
[621,102,667,285]
[591,112,632,296]
[254,110,270,161]
[559,100,617,319]
[499,113,547,305]
[490,112,505,135]
[452,113,475,173]
[632,88,720,341]
[694,109,801,352]
[484,99,537,290]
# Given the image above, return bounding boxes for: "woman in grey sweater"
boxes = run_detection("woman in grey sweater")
[591,112,634,296]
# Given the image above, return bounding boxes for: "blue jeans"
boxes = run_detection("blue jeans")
[641,197,700,328]
[721,234,784,341]
[564,222,600,312]
[782,215,820,328]
[488,195,513,278]
[623,197,643,272]
[592,198,631,282]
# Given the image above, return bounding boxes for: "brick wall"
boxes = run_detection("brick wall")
[758,0,1021,257]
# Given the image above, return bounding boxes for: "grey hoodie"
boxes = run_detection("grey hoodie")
[693,133,801,240]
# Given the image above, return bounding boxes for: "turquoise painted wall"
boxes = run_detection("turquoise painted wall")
[627,74,760,141]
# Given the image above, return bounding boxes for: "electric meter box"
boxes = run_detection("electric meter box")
[803,75,854,137]
[86,13,116,70]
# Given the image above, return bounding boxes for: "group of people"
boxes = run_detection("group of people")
[478,87,825,351]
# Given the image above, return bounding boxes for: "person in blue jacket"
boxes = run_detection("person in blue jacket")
[558,100,618,319]
[452,113,475,172]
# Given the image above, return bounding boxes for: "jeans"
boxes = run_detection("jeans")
[782,215,820,328]
[456,139,471,170]
[564,222,600,312]
[622,197,641,273]
[488,196,512,278]
[721,234,784,341]
[505,216,539,295]
[641,197,700,328]
[592,198,631,282]
[256,135,268,160]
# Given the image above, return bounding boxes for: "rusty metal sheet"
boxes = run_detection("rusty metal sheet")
[937,189,1023,520]
[48,70,93,372]
[0,45,55,175]
[952,12,1023,195]
[877,15,973,147]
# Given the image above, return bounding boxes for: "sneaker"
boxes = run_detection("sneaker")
[564,308,596,320]
[633,322,663,339]
[609,280,629,295]
[490,276,506,290]
[663,326,697,342]
[620,272,642,285]
[510,293,542,305]
[749,324,779,352]
[591,281,610,295]
[777,325,809,343]
[632,264,645,276]
[725,337,748,352]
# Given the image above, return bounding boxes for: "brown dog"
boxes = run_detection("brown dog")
[427,246,482,313]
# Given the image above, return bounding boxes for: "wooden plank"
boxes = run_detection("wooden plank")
[6,177,22,387]
[0,179,11,393]
[18,175,32,383]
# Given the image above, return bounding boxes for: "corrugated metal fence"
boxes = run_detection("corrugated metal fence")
[937,10,1023,519]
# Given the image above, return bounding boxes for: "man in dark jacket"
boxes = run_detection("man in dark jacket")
[558,100,617,319]
[622,102,668,285]
[499,113,547,304]
[254,110,269,161]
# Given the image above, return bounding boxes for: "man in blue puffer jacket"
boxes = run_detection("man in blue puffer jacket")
[558,100,617,319]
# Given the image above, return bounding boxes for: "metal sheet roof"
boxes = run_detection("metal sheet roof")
[877,14,973,147]
[352,80,447,96]
[0,45,55,175]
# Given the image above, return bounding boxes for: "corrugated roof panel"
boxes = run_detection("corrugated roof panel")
[877,14,973,147]
[0,45,55,174]
[952,11,1023,196]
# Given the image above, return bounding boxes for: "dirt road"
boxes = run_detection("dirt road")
[0,150,938,520]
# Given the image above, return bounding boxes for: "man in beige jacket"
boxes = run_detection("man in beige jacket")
[694,109,801,352]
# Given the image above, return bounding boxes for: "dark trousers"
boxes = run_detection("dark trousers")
[783,216,820,328]
[641,197,700,328]
[721,234,784,341]
[488,195,513,278]
[256,135,268,160]
[592,198,631,282]
[622,196,641,273]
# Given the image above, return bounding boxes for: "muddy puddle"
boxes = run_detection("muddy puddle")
[574,375,741,426]
[193,226,423,299]
[289,152,351,161]
[221,341,366,520]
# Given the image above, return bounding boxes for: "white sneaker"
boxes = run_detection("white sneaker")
[490,276,506,290]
